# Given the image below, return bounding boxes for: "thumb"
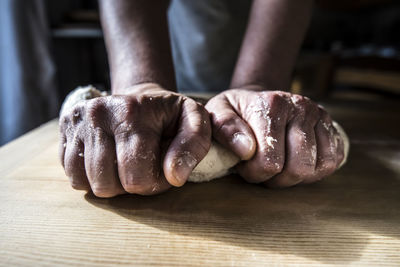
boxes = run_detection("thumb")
[206,97,256,160]
[163,99,212,187]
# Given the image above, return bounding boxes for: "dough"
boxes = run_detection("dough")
[60,85,107,116]
[333,121,350,168]
[61,86,349,183]
[188,141,239,182]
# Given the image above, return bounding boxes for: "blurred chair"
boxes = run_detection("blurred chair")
[293,0,400,99]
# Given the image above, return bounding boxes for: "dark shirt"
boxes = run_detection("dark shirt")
[168,0,252,93]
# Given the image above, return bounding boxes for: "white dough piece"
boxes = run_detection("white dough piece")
[61,86,349,183]
[59,85,107,117]
[333,121,350,169]
[189,141,239,182]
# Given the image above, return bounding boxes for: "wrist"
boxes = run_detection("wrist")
[112,82,171,96]
[230,74,291,92]
[111,65,177,95]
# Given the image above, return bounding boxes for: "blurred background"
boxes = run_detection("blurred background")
[0,0,399,145]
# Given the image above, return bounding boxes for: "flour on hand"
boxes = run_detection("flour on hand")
[61,86,349,183]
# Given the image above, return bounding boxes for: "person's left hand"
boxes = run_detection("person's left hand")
[205,86,345,188]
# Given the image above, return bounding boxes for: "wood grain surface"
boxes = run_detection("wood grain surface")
[0,101,399,266]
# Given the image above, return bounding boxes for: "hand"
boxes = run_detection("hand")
[59,83,211,197]
[205,87,345,188]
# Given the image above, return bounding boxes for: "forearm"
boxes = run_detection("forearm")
[231,0,313,90]
[99,0,176,94]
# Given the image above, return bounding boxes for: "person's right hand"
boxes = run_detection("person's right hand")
[59,83,211,197]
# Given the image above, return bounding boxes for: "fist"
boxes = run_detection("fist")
[205,88,345,188]
[59,83,211,197]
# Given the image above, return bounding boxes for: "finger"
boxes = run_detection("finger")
[266,96,319,188]
[163,99,212,187]
[206,96,256,160]
[59,132,67,169]
[58,115,70,169]
[115,129,170,195]
[84,129,125,198]
[235,93,289,183]
[64,136,91,191]
[302,108,337,184]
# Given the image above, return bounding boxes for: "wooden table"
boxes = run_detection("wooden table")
[1,101,399,266]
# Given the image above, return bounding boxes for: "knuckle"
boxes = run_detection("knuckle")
[213,113,235,126]
[70,106,84,125]
[299,164,315,177]
[190,97,205,109]
[286,164,314,181]
[118,164,164,195]
[122,184,138,194]
[243,162,283,183]
[259,161,282,177]
[60,113,78,137]
[317,119,333,134]
[108,96,136,119]
[254,93,290,120]
[113,121,134,139]
[324,164,337,176]
[112,105,140,136]
[319,156,337,171]
[86,98,107,125]
[205,94,225,111]
[122,182,152,195]
[59,114,70,129]
[87,97,104,110]
[289,94,303,105]
[91,185,118,198]
[212,114,237,134]
[318,106,330,119]
[281,173,304,186]
[307,169,330,183]
[268,92,286,105]
[119,172,152,194]
[198,105,211,122]
[180,121,211,146]
[293,96,319,120]
[70,181,89,191]
[286,171,302,181]
[121,99,137,117]
[290,94,316,111]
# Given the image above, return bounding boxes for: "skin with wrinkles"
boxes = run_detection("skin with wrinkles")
[60,87,241,184]
[206,88,345,188]
[60,86,347,197]
[59,83,211,197]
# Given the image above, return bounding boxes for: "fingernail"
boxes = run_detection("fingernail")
[232,132,253,160]
[172,152,198,186]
